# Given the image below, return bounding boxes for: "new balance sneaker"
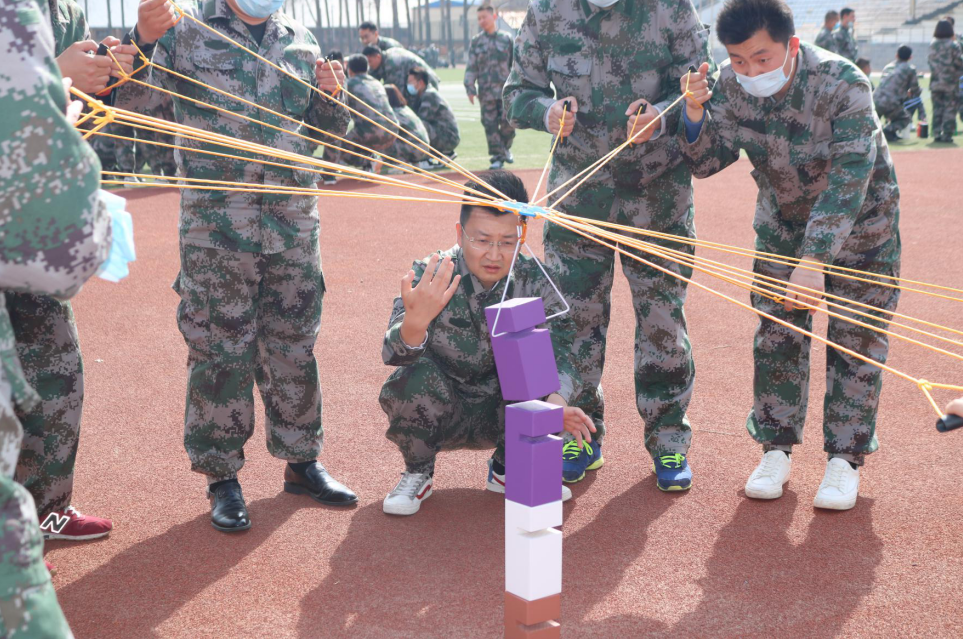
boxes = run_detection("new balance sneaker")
[486,459,572,502]
[653,453,692,492]
[562,440,603,483]
[813,458,860,511]
[383,471,433,516]
[40,506,112,541]
[745,450,792,499]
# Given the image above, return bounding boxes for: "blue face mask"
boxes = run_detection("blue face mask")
[406,83,418,96]
[233,0,284,19]
[96,190,136,283]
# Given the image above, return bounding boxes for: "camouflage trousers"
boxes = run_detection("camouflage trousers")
[6,293,82,521]
[389,136,429,164]
[380,358,506,474]
[89,123,139,173]
[747,210,901,466]
[545,168,696,456]
[324,129,393,169]
[478,95,515,162]
[876,101,912,137]
[931,90,960,139]
[0,476,72,638]
[138,128,177,176]
[174,241,326,482]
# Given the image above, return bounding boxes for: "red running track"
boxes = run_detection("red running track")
[51,151,963,637]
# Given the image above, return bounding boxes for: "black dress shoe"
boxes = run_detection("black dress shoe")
[208,480,252,532]
[284,462,358,506]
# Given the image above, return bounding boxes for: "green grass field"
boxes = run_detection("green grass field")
[433,67,961,170]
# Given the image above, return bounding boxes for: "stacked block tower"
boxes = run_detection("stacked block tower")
[485,297,564,639]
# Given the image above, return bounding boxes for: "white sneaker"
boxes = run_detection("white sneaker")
[383,471,433,516]
[744,450,792,499]
[813,458,860,511]
[486,459,571,502]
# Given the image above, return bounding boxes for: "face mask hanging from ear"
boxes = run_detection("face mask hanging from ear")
[734,43,795,99]
[234,0,284,19]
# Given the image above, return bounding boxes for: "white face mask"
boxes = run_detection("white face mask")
[588,0,620,8]
[734,44,795,99]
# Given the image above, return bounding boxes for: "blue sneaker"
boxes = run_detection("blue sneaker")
[653,453,692,492]
[562,440,604,483]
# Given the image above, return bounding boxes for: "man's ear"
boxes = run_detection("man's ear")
[456,223,464,247]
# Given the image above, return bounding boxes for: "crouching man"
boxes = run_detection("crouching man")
[379,171,595,515]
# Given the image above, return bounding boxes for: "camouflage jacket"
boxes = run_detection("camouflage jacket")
[371,47,440,90]
[814,27,836,54]
[928,37,963,93]
[833,24,858,62]
[48,0,88,55]
[411,87,460,148]
[117,0,350,254]
[504,0,713,191]
[346,72,398,146]
[875,60,920,110]
[680,43,899,263]
[0,0,111,473]
[393,105,430,146]
[464,29,513,98]
[376,35,402,51]
[382,246,582,403]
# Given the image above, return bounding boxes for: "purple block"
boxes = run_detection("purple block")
[505,401,564,437]
[485,298,547,335]
[506,402,563,506]
[491,329,561,401]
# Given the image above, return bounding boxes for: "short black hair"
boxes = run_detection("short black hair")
[326,50,344,63]
[408,66,430,87]
[935,19,955,39]
[459,171,529,227]
[897,45,912,61]
[359,21,378,32]
[840,8,855,19]
[384,83,406,108]
[347,54,368,75]
[855,58,871,73]
[946,16,956,26]
[477,5,494,13]
[824,10,838,22]
[362,45,382,57]
[716,0,795,46]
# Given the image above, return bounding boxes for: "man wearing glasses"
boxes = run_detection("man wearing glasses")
[379,171,595,516]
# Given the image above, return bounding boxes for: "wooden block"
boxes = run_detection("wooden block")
[506,401,563,438]
[485,297,547,334]
[505,499,562,533]
[505,527,562,601]
[490,329,561,401]
[504,592,561,626]
[506,430,562,508]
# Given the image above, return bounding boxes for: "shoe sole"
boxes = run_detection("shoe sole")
[813,495,857,511]
[745,484,786,500]
[44,531,111,541]
[211,520,252,533]
[562,455,605,484]
[486,479,506,494]
[652,462,692,492]
[384,486,433,516]
[284,482,359,506]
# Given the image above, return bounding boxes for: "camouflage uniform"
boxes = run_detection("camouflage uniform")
[504,0,712,456]
[339,72,399,166]
[370,47,440,90]
[465,29,516,163]
[389,104,430,163]
[379,247,582,473]
[138,92,178,175]
[874,59,921,137]
[814,26,836,54]
[680,43,901,465]
[411,87,461,155]
[374,34,402,51]
[1,1,112,634]
[117,0,350,482]
[928,37,963,140]
[833,24,858,62]
[7,0,96,524]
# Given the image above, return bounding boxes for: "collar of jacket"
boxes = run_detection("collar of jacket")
[205,0,296,38]
[782,43,816,113]
[580,0,636,20]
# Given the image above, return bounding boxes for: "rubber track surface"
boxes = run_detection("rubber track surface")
[52,151,963,637]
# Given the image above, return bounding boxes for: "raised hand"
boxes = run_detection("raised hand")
[681,62,711,122]
[137,0,178,44]
[398,254,461,347]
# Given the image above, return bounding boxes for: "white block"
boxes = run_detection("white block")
[506,499,563,533]
[505,527,562,600]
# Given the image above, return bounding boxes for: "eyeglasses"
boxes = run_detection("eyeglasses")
[465,234,518,253]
